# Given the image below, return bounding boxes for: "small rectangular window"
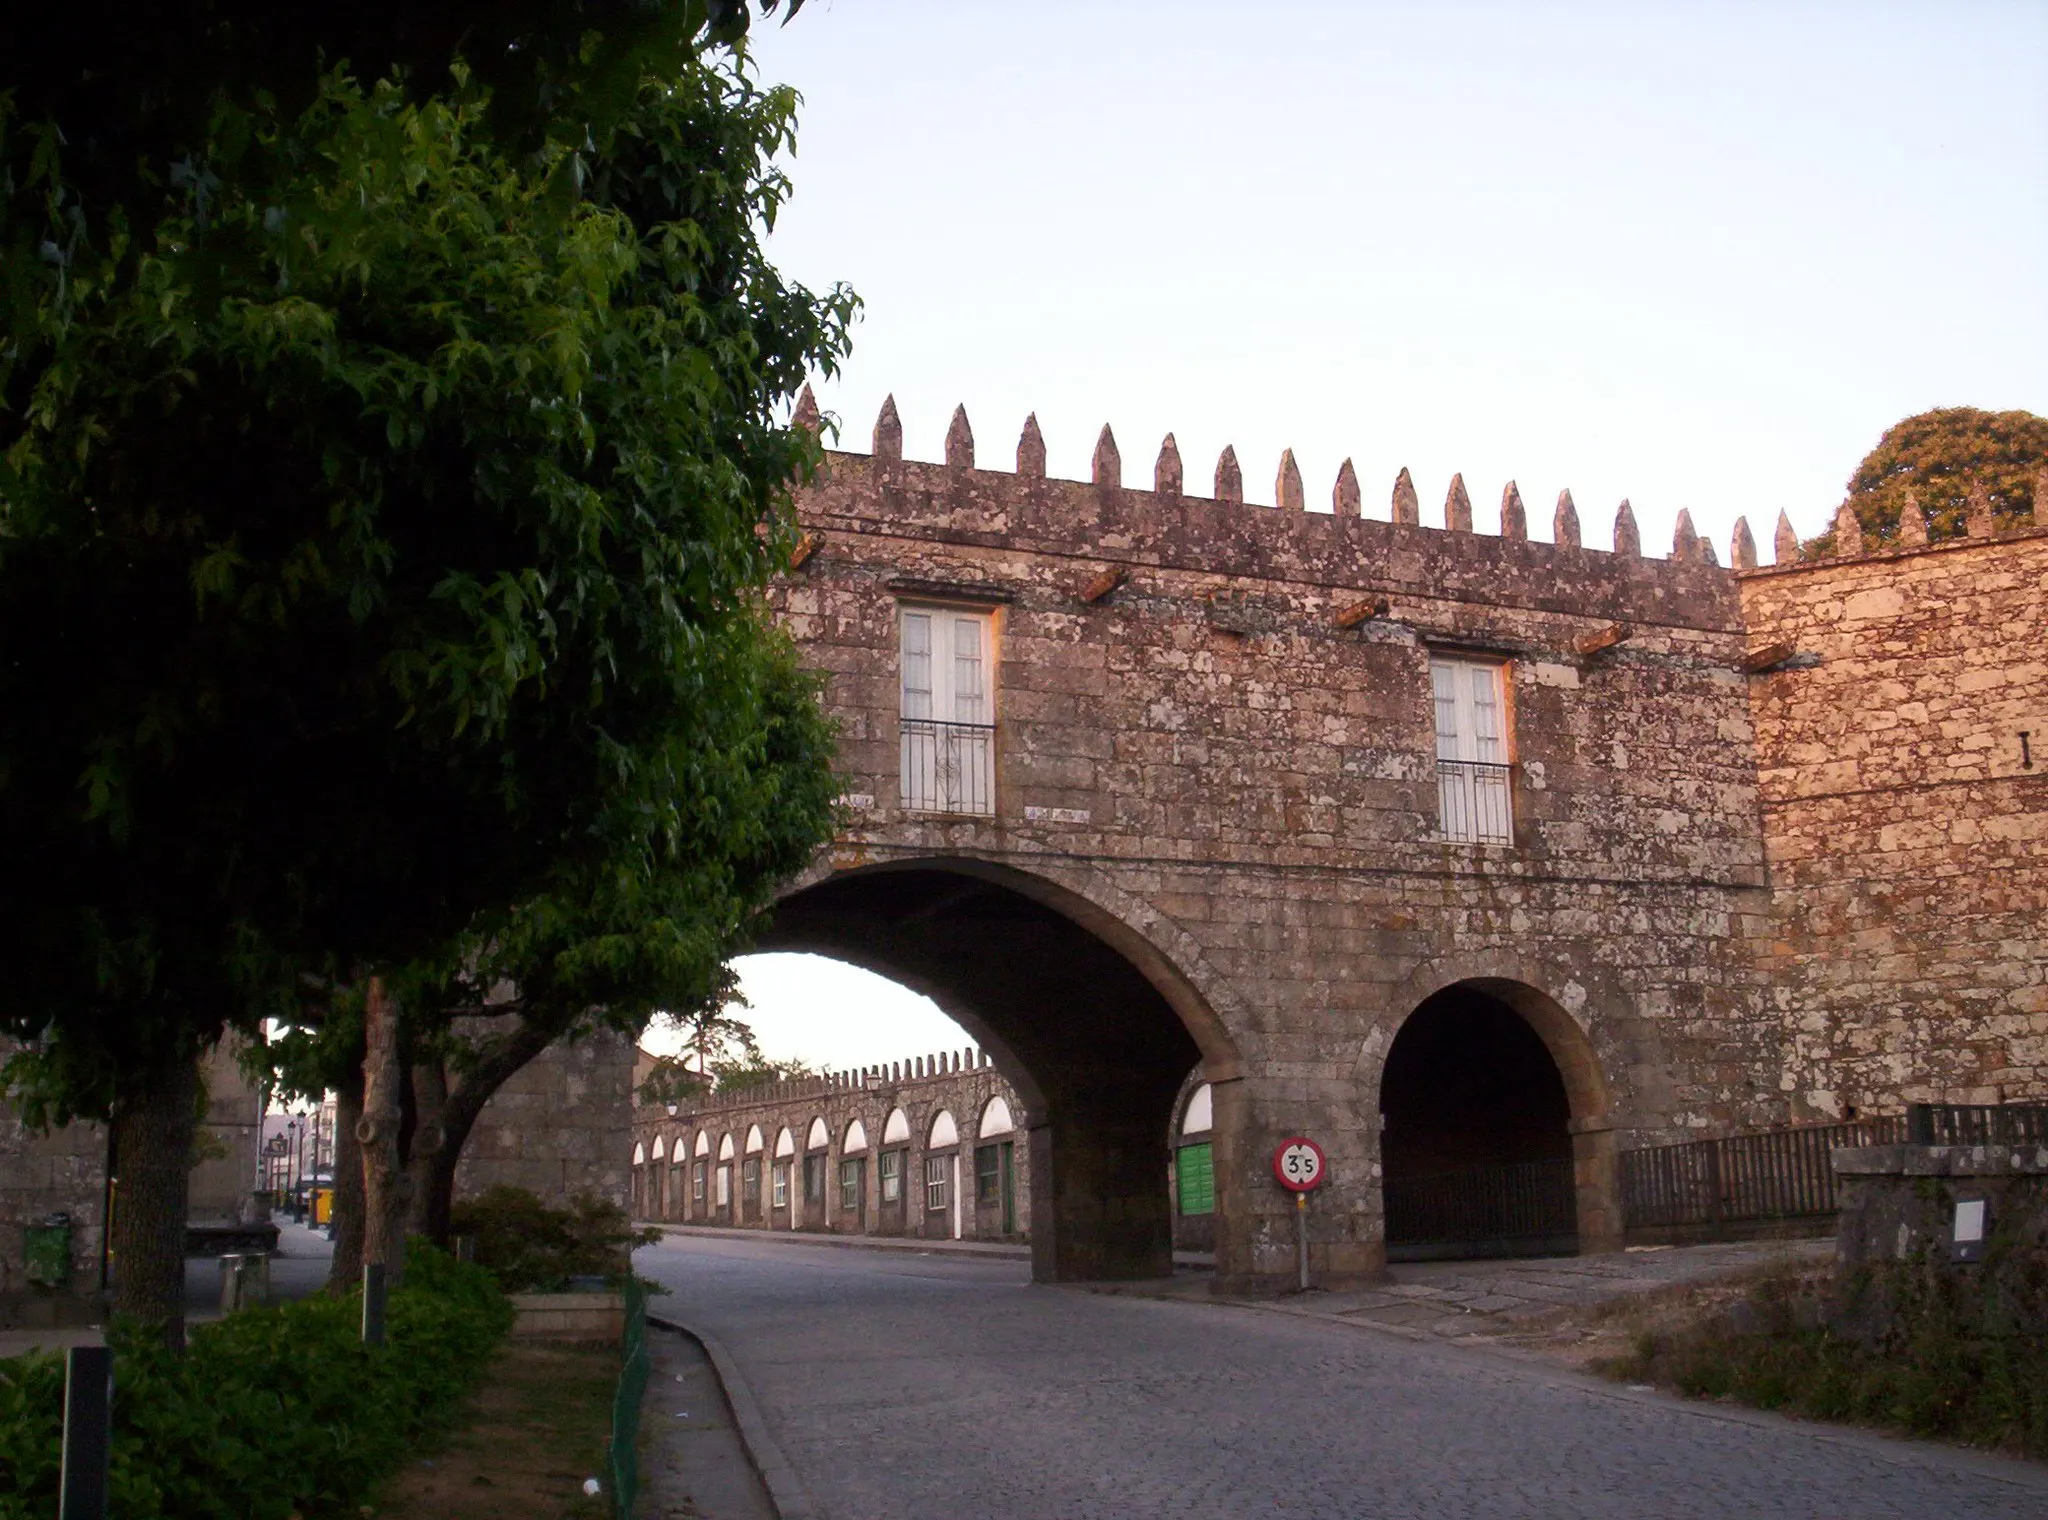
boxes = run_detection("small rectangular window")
[742,1157,761,1203]
[901,607,995,814]
[839,1157,863,1211]
[925,1153,951,1211]
[693,1161,707,1202]
[1430,657,1513,845]
[716,1166,730,1207]
[772,1163,789,1210]
[975,1144,1001,1205]
[804,1153,827,1203]
[879,1149,903,1203]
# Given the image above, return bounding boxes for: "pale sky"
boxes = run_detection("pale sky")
[657,1,2048,1072]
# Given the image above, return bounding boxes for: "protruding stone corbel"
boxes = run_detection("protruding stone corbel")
[1573,622,1629,657]
[1276,449,1304,511]
[873,394,903,461]
[1155,434,1183,499]
[1444,473,1472,532]
[792,383,820,433]
[1092,425,1121,488]
[1672,508,1700,562]
[1018,413,1047,478]
[1898,490,1929,547]
[1391,467,1420,526]
[1333,459,1361,517]
[1774,509,1799,565]
[1079,567,1128,604]
[1215,446,1243,504]
[944,404,974,469]
[1741,641,1798,674]
[1554,489,1580,549]
[1730,516,1757,570]
[1499,481,1527,541]
[1333,596,1389,629]
[1832,501,1864,556]
[789,530,821,570]
[1613,499,1641,557]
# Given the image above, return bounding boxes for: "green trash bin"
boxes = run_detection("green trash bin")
[25,1212,73,1288]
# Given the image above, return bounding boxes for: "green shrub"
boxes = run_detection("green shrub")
[450,1185,659,1292]
[1606,1252,2048,1459]
[0,1240,511,1520]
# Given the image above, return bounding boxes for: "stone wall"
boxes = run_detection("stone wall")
[454,1030,636,1210]
[631,1048,1030,1242]
[776,411,1786,1283]
[1740,526,2048,1118]
[0,1068,105,1323]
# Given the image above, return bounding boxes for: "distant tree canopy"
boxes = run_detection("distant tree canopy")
[1836,407,2048,547]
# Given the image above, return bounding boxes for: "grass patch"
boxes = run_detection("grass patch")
[372,1341,618,1520]
[1599,1254,2048,1459]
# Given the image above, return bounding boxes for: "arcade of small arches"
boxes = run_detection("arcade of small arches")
[634,1070,1030,1244]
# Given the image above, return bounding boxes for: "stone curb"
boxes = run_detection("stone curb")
[649,1314,819,1520]
[650,1221,1031,1261]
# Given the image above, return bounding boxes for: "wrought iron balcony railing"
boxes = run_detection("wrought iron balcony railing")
[1436,759,1514,845]
[900,717,996,816]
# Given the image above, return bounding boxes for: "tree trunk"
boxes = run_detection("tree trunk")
[404,1058,451,1240]
[412,1014,562,1243]
[327,1070,365,1293]
[109,1051,200,1349]
[359,978,405,1285]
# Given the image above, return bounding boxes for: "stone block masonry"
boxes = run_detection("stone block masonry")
[750,396,2046,1288]
[1740,526,2048,1118]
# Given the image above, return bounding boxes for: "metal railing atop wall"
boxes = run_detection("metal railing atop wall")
[1620,1116,1904,1238]
[900,718,996,815]
[1435,759,1513,845]
[1906,1102,2048,1147]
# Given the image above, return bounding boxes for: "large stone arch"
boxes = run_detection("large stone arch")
[759,851,1249,1281]
[1354,950,1636,1254]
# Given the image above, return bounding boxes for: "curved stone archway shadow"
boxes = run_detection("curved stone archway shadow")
[759,853,1247,1282]
[1355,951,1632,1255]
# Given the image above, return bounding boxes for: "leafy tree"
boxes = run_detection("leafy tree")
[1827,407,2048,550]
[1,28,851,1337]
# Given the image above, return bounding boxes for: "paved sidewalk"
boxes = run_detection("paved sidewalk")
[650,1219,1218,1270]
[1235,1238,1833,1348]
[0,1215,335,1359]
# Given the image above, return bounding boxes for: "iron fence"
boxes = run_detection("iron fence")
[1906,1102,2048,1147]
[1620,1116,1904,1235]
[1436,759,1513,845]
[607,1276,651,1519]
[1383,1156,1578,1258]
[900,717,996,815]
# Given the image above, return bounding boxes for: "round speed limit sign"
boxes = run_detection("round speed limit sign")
[1272,1137,1326,1192]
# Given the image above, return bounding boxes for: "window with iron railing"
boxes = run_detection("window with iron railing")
[901,607,995,814]
[1431,657,1514,845]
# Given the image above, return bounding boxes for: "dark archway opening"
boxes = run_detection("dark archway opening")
[1379,984,1578,1261]
[761,861,1226,1282]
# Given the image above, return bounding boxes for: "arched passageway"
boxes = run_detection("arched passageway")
[1378,981,1592,1261]
[760,859,1238,1282]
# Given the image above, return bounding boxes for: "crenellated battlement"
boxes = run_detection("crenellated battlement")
[791,389,1747,633]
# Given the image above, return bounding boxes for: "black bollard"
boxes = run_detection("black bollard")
[60,1344,113,1520]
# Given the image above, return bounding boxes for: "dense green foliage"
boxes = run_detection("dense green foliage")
[1,50,853,1124]
[1828,406,2048,549]
[0,1243,512,1519]
[451,1185,658,1292]
[1607,1254,2048,1458]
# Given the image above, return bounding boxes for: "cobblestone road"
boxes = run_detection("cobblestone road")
[636,1235,2047,1520]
